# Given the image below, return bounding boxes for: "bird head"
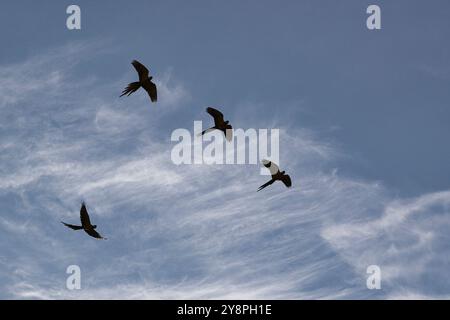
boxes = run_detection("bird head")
[261,159,271,167]
[225,120,229,124]
[92,225,97,229]
[148,76,153,81]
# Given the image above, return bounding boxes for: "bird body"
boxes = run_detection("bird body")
[61,202,106,240]
[120,60,157,102]
[257,160,292,191]
[200,107,233,141]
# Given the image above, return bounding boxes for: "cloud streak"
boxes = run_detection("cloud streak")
[1,42,449,300]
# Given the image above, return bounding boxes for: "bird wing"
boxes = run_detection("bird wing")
[257,179,275,192]
[131,60,149,82]
[261,160,280,176]
[85,228,106,240]
[61,221,83,230]
[142,80,157,102]
[80,203,92,228]
[206,107,224,126]
[281,174,292,187]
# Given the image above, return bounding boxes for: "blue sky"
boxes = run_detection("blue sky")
[0,0,449,299]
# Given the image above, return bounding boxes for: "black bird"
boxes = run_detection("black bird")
[120,60,157,102]
[199,107,233,141]
[61,202,107,240]
[257,160,292,192]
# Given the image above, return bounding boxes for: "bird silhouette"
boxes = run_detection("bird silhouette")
[257,160,292,192]
[199,107,233,141]
[61,202,107,240]
[120,60,157,102]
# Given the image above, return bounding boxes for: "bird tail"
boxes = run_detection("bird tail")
[120,82,141,97]
[257,179,275,192]
[61,221,83,230]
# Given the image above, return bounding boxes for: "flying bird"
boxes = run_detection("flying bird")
[120,60,157,102]
[199,107,233,141]
[61,202,107,240]
[257,160,292,192]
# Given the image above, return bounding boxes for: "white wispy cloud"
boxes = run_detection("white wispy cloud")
[1,41,449,300]
[322,190,450,299]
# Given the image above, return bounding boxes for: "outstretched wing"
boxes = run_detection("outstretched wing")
[61,221,83,230]
[257,179,275,192]
[142,80,157,102]
[281,174,292,188]
[131,60,149,82]
[206,107,225,126]
[261,160,280,176]
[85,228,106,240]
[80,203,92,228]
